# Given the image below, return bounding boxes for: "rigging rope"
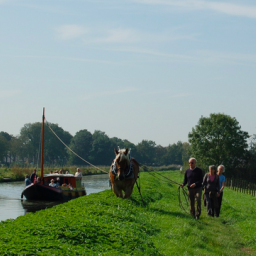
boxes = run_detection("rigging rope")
[45,120,109,174]
[144,168,189,214]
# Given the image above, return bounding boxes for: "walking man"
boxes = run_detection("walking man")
[181,158,203,219]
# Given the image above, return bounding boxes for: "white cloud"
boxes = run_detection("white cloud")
[114,46,193,60]
[80,87,140,100]
[0,90,21,99]
[146,89,191,98]
[97,28,140,43]
[132,0,256,18]
[57,25,89,40]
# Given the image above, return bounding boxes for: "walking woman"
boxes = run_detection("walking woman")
[216,165,225,217]
[202,165,220,217]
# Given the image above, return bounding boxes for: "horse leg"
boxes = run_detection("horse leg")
[113,185,123,198]
[123,189,132,198]
[123,183,135,198]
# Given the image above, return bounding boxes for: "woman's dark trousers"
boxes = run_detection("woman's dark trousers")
[205,192,219,217]
[215,192,223,217]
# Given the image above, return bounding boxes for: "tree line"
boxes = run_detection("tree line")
[1,113,256,183]
[0,122,189,167]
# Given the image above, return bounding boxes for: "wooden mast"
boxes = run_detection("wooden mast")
[40,108,45,183]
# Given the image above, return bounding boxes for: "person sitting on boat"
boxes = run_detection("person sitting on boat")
[30,169,37,183]
[65,171,69,174]
[68,183,73,190]
[75,168,82,177]
[49,179,56,188]
[37,177,41,183]
[49,171,53,174]
[25,174,31,186]
[59,169,63,174]
[56,177,61,188]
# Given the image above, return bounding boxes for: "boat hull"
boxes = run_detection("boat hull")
[22,183,86,201]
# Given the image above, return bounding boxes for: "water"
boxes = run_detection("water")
[0,174,110,222]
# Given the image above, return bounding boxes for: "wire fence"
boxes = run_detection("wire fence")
[226,178,256,197]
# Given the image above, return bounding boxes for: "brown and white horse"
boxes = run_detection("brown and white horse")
[109,148,139,198]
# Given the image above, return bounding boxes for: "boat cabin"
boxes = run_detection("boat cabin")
[43,174,82,189]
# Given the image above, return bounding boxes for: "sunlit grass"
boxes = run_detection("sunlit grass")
[0,170,255,255]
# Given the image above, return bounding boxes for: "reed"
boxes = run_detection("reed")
[0,166,110,182]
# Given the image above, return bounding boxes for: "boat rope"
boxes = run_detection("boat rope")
[45,120,109,174]
[135,177,145,205]
[178,186,189,214]
[143,168,189,214]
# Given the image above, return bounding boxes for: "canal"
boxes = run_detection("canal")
[0,174,110,222]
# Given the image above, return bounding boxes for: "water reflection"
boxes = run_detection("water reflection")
[0,174,110,222]
[21,200,65,214]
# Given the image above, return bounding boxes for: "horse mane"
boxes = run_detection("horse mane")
[114,148,130,165]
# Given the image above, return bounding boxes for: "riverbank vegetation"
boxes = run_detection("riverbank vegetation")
[0,165,179,182]
[0,166,110,182]
[0,171,255,255]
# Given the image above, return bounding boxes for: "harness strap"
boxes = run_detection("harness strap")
[111,161,134,178]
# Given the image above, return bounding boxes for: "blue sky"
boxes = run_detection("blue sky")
[1,0,256,146]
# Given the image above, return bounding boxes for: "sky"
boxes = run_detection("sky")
[1,0,256,147]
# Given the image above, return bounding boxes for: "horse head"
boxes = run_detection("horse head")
[114,148,130,181]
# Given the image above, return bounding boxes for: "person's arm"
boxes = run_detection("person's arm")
[220,179,225,192]
[216,175,220,193]
[180,171,187,188]
[202,173,207,189]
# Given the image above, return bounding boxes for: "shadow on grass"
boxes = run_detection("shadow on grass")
[148,207,190,219]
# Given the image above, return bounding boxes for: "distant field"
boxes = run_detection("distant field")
[0,170,255,255]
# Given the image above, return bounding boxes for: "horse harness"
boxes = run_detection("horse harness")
[111,160,134,179]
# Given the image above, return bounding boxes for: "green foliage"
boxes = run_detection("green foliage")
[89,130,115,165]
[0,171,255,255]
[162,141,190,166]
[68,129,93,165]
[0,135,9,162]
[2,121,191,167]
[136,140,157,164]
[0,166,110,182]
[18,122,72,166]
[188,113,249,172]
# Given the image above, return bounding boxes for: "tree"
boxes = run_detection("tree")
[19,123,42,163]
[68,129,93,165]
[89,130,113,165]
[136,140,157,164]
[163,141,183,165]
[19,122,72,165]
[188,113,249,173]
[154,145,167,166]
[44,123,73,165]
[0,135,8,163]
[0,131,12,165]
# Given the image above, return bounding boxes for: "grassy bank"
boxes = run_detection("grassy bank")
[0,171,255,255]
[0,166,110,182]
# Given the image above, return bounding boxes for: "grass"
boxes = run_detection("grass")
[0,170,255,255]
